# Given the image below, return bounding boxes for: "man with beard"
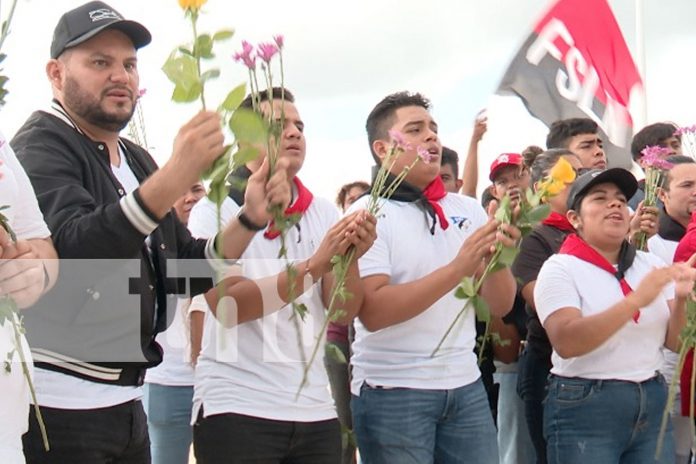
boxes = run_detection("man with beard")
[12,2,290,463]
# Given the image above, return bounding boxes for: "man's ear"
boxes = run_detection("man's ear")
[455,179,463,191]
[657,186,667,203]
[46,59,64,91]
[488,183,499,200]
[372,139,390,163]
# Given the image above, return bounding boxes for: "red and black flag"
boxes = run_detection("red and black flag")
[497,0,642,168]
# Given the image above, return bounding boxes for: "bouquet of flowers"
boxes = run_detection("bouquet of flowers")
[432,157,576,358]
[634,145,672,251]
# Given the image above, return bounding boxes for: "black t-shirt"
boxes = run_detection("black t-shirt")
[511,224,571,358]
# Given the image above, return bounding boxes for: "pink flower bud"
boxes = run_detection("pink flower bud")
[257,42,279,63]
[388,129,407,148]
[273,35,284,49]
[417,146,434,164]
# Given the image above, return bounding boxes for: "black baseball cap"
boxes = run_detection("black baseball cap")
[51,1,151,59]
[566,168,638,210]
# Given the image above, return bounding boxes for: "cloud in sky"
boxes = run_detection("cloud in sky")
[1,0,694,201]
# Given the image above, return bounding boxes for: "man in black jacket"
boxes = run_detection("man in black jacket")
[13,2,290,462]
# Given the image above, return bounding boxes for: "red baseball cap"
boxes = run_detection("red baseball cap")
[489,153,523,181]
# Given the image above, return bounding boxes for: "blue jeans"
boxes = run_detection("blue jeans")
[351,379,498,464]
[544,374,675,464]
[142,383,193,464]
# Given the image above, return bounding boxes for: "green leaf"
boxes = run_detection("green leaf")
[293,302,308,321]
[206,177,229,205]
[525,188,535,205]
[494,195,511,223]
[231,147,258,168]
[326,343,347,364]
[177,47,193,57]
[172,82,202,103]
[229,108,269,144]
[497,245,519,267]
[202,152,230,181]
[200,68,220,83]
[162,51,198,85]
[459,276,477,298]
[213,29,235,41]
[471,295,491,323]
[220,83,247,112]
[194,34,214,59]
[526,203,551,223]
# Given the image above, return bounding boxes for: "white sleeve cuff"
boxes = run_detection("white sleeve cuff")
[119,193,158,235]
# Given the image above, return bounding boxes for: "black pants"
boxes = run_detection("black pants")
[23,400,150,464]
[193,411,341,464]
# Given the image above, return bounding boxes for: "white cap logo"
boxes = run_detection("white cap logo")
[498,154,509,163]
[89,8,121,22]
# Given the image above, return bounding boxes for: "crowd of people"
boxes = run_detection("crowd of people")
[2,1,696,464]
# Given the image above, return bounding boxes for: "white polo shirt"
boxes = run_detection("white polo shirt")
[189,192,339,422]
[346,193,488,395]
[0,133,50,462]
[535,252,673,382]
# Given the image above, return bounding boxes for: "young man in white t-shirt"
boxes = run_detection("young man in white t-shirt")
[348,91,520,463]
[189,87,377,464]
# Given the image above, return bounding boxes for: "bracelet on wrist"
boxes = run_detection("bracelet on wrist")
[237,210,267,232]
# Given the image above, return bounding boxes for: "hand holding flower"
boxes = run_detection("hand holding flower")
[344,211,377,261]
[243,157,291,226]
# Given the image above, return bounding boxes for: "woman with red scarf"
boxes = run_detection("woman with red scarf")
[511,148,581,464]
[535,168,696,464]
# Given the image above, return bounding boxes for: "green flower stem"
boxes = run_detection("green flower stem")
[7,312,49,451]
[296,247,356,398]
[0,0,18,51]
[430,245,502,357]
[190,11,206,110]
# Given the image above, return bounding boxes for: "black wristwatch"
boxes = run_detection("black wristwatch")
[237,209,267,231]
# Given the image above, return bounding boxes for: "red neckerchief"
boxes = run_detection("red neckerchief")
[422,177,449,231]
[542,211,575,232]
[264,177,313,240]
[559,233,639,322]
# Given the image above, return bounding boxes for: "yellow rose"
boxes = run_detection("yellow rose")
[543,179,566,196]
[178,0,207,10]
[548,156,576,184]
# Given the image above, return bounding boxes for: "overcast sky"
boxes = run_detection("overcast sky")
[1,0,695,200]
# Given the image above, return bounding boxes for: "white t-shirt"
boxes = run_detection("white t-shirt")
[145,298,199,386]
[189,192,339,422]
[648,233,681,384]
[346,193,488,395]
[0,132,50,462]
[648,234,679,266]
[33,152,143,409]
[535,252,673,382]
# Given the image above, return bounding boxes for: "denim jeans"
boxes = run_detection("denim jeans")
[351,379,498,464]
[544,374,675,464]
[193,411,341,464]
[517,346,552,464]
[142,383,193,464]
[23,400,150,464]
